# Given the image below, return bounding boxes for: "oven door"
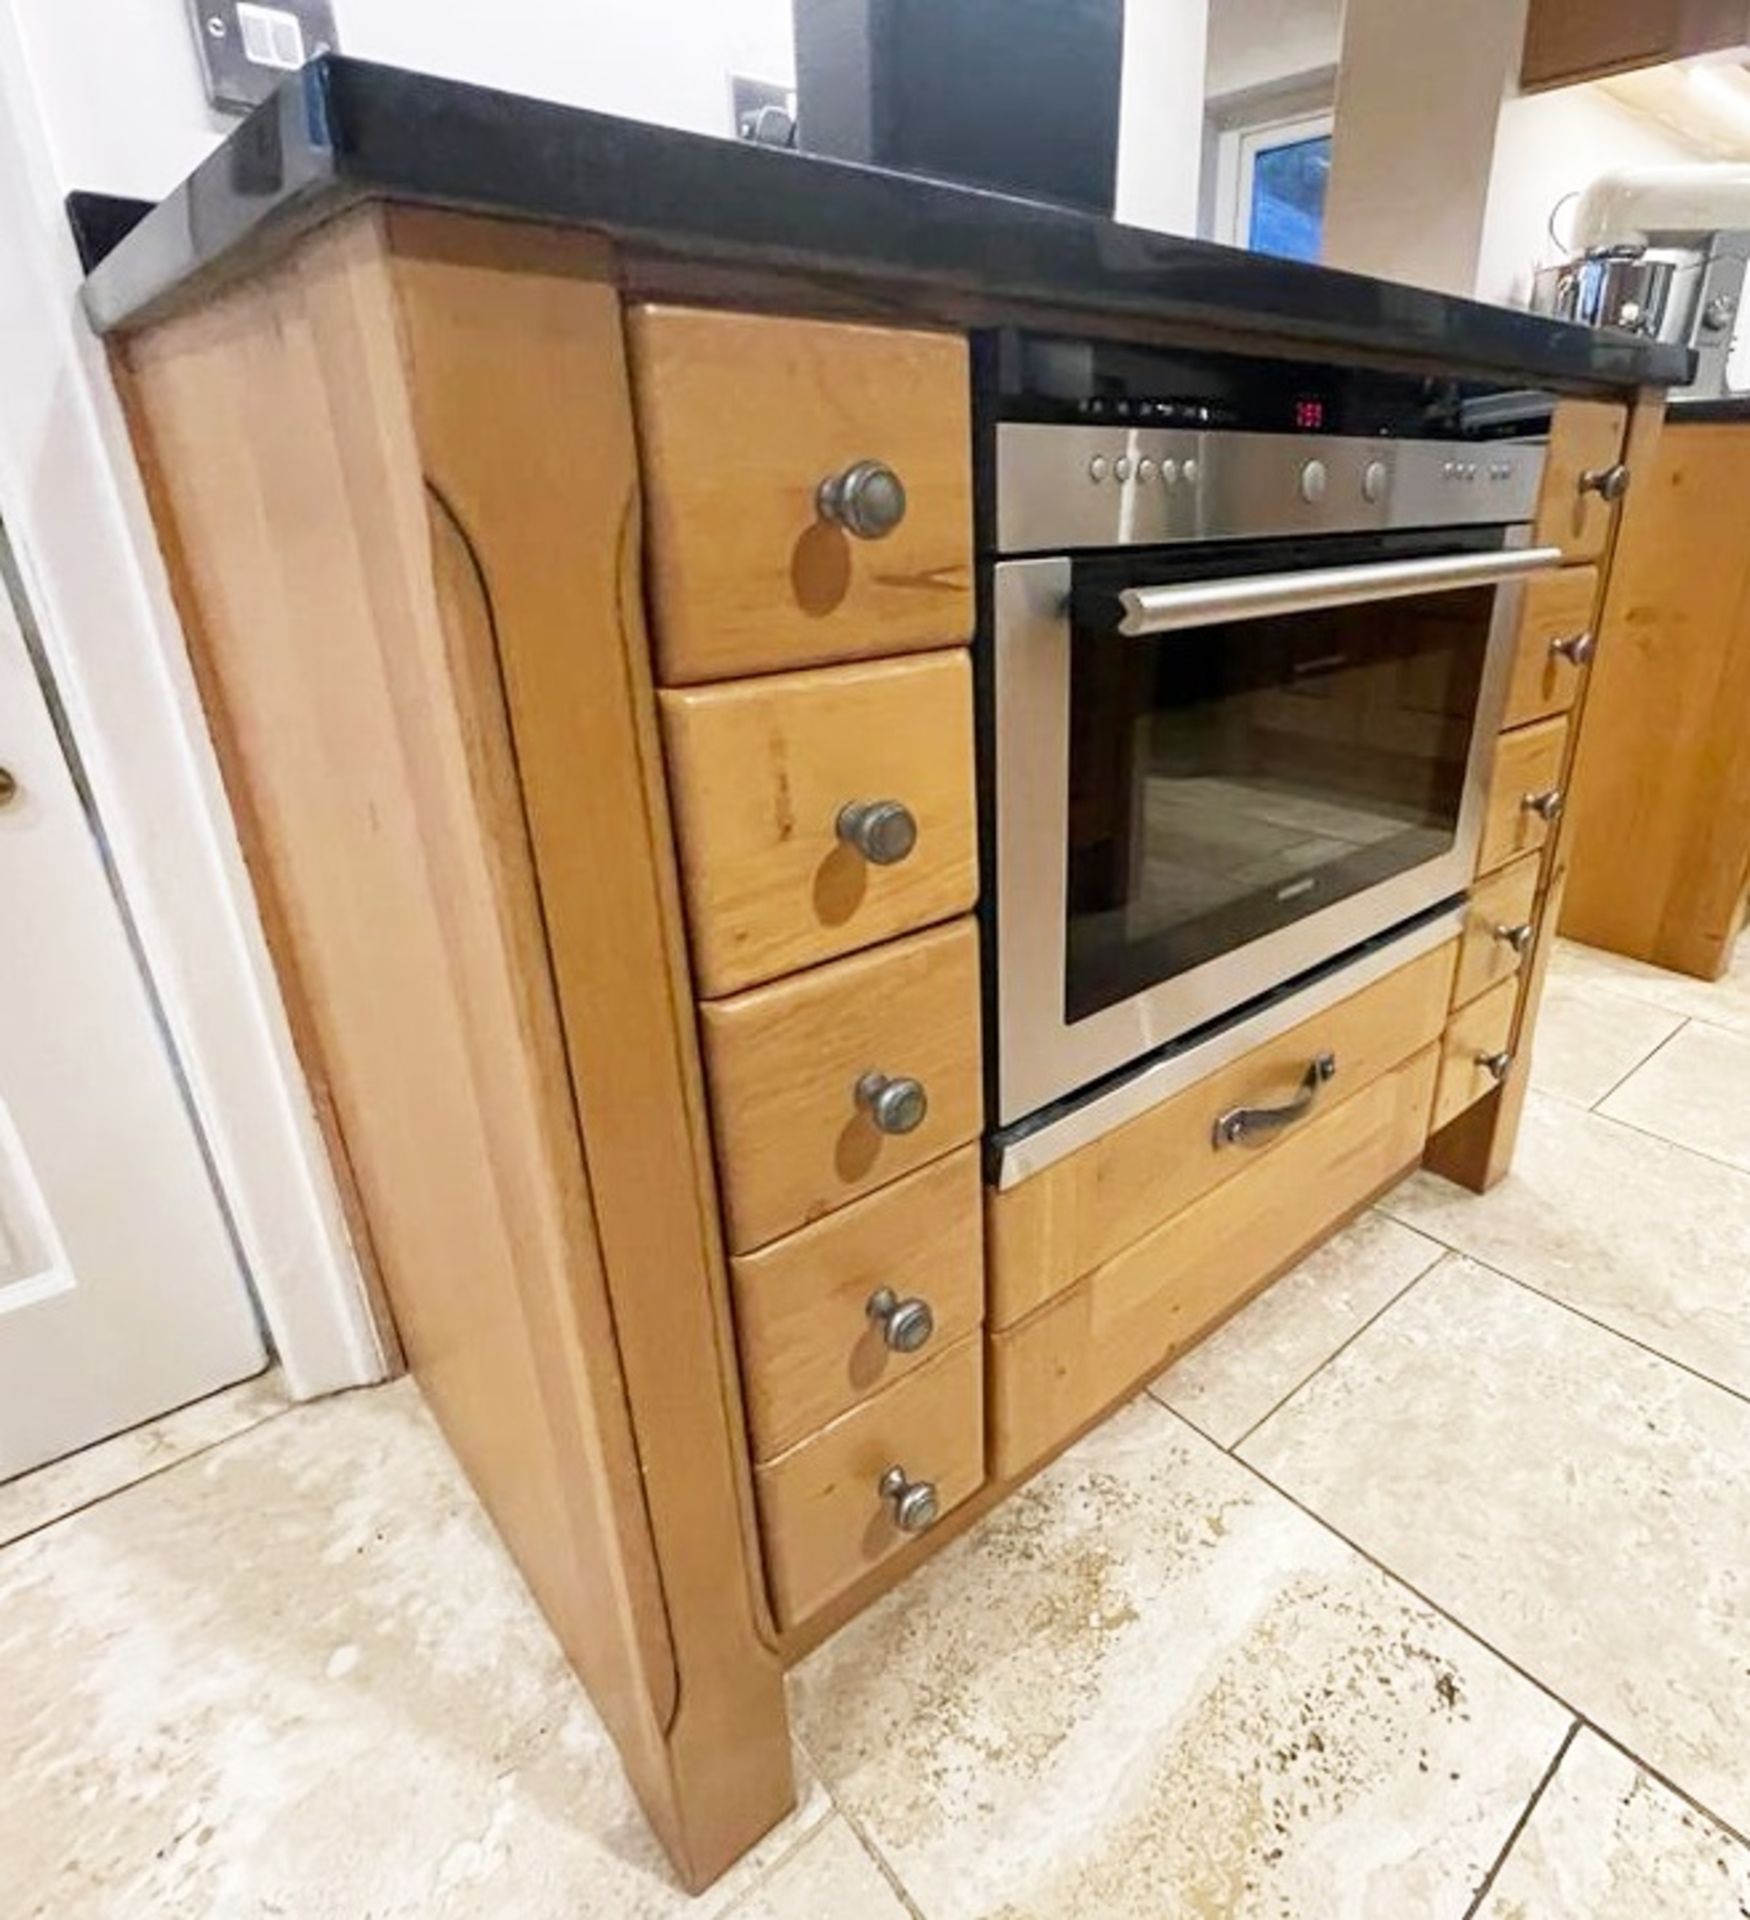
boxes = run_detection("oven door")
[993,526,1562,1125]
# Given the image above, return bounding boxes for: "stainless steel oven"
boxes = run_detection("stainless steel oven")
[981,332,1561,1173]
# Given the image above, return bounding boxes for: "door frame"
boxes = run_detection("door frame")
[0,14,386,1398]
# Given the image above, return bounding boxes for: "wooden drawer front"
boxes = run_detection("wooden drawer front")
[662,652,978,998]
[701,918,982,1253]
[732,1146,984,1460]
[1478,715,1570,876]
[756,1333,983,1627]
[1431,975,1519,1135]
[986,939,1456,1331]
[1536,401,1629,565]
[1502,566,1599,730]
[991,1047,1438,1479]
[1453,855,1543,1010]
[628,306,974,686]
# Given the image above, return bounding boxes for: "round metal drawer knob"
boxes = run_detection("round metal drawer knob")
[855,1071,928,1136]
[866,1286,936,1355]
[1495,922,1536,956]
[1550,630,1596,667]
[1579,463,1631,503]
[817,459,907,540]
[837,799,918,866]
[879,1465,940,1534]
[0,767,17,808]
[1478,1050,1514,1084]
[1522,789,1565,824]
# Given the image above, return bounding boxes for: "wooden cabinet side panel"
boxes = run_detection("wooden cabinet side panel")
[116,208,686,1835]
[382,207,792,1889]
[1562,421,1750,979]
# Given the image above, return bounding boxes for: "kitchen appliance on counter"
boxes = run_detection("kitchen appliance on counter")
[981,331,1559,1178]
[1532,164,1750,405]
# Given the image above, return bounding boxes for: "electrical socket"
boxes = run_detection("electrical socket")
[185,0,339,115]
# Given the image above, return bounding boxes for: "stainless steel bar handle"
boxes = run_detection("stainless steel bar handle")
[1116,545,1565,638]
[1214,1052,1337,1148]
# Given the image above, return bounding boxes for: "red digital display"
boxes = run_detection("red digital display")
[1294,397,1326,431]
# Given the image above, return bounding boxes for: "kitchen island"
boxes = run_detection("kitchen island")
[84,56,1686,1892]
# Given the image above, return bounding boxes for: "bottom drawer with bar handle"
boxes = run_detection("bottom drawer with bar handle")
[990,1046,1439,1479]
[730,1145,983,1460]
[1477,715,1570,876]
[986,938,1456,1330]
[753,1332,984,1628]
[1453,854,1543,1009]
[1431,974,1520,1134]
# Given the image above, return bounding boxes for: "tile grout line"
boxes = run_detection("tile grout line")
[0,1396,299,1554]
[1462,1252,1750,1420]
[833,1796,930,1920]
[1218,1413,1750,1860]
[1457,1719,1578,1920]
[1167,1238,1449,1456]
[1583,1010,1693,1113]
[1169,1399,1750,1855]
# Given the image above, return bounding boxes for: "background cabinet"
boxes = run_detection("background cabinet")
[1522,0,1750,93]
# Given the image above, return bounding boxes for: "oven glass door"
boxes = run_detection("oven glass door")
[1064,528,1504,1025]
[991,526,1541,1126]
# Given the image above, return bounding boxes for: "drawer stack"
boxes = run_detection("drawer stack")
[1431,398,1628,1134]
[629,305,985,1628]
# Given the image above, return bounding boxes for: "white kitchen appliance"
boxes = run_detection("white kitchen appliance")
[1534,164,1750,405]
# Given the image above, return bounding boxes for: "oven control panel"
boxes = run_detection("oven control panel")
[994,423,1548,555]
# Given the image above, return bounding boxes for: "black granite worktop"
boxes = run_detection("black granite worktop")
[82,55,1692,394]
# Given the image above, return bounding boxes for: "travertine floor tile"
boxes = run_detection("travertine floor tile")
[1598,1019,1750,1172]
[1525,975,1684,1109]
[1551,936,1750,1037]
[1476,1729,1750,1919]
[0,1372,290,1549]
[1243,1259,1750,1840]
[0,1378,827,1920]
[1381,1092,1750,1399]
[1151,1211,1444,1446]
[724,1817,909,1920]
[793,1395,1566,1920]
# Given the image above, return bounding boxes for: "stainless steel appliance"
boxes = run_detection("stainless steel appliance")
[981,332,1558,1179]
[1530,166,1750,406]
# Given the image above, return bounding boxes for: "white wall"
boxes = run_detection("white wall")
[1475,84,1704,307]
[1116,0,1209,235]
[12,0,797,199]
[1205,0,1342,102]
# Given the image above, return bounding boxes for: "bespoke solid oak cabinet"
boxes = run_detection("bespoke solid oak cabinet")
[107,197,1658,1892]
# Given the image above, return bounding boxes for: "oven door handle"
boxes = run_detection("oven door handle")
[1115,545,1566,637]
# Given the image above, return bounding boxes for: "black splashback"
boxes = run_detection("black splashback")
[795,0,1123,214]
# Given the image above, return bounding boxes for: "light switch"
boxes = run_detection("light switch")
[184,0,339,115]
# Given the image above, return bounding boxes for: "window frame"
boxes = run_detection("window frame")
[1213,107,1336,258]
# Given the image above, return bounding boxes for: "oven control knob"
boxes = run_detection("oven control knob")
[1088,455,1108,483]
[1113,455,1133,482]
[1160,458,1179,487]
[1299,459,1329,504]
[1181,458,1200,486]
[1362,459,1388,504]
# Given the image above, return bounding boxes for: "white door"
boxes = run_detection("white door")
[0,547,264,1480]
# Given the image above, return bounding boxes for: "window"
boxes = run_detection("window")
[1214,110,1335,263]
